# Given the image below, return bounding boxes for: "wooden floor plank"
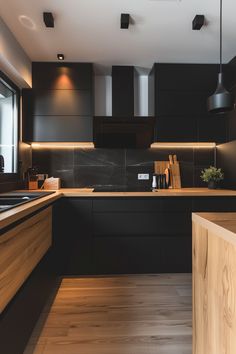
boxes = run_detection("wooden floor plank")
[24,274,192,354]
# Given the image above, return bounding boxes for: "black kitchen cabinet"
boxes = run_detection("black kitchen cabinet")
[53,196,236,275]
[32,62,93,90]
[22,62,94,142]
[53,198,93,275]
[149,63,229,143]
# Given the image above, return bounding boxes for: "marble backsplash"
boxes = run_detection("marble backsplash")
[32,147,215,189]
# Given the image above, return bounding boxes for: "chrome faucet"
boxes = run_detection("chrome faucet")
[0,155,4,173]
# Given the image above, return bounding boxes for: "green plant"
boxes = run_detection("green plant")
[200,166,224,183]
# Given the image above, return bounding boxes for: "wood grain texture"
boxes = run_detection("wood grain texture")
[0,192,60,230]
[193,218,236,354]
[24,274,192,354]
[0,207,52,313]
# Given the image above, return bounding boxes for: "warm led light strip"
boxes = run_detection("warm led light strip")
[151,142,216,149]
[31,142,95,149]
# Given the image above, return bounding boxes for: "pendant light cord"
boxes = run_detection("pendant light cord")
[220,0,223,73]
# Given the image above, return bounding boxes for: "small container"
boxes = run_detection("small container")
[152,175,157,190]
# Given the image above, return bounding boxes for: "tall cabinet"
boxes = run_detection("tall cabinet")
[22,62,94,142]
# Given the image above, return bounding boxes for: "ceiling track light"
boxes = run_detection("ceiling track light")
[43,12,54,28]
[207,0,234,114]
[57,54,64,61]
[192,15,205,30]
[120,14,130,29]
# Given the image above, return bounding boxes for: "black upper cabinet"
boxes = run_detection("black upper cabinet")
[33,90,92,116]
[32,62,93,90]
[149,63,229,143]
[155,64,219,92]
[112,66,134,116]
[22,62,94,142]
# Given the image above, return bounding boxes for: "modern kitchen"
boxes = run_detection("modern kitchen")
[1,1,236,353]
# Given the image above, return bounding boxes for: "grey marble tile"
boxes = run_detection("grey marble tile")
[74,165,126,188]
[74,148,125,166]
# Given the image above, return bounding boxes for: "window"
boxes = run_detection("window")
[0,73,18,174]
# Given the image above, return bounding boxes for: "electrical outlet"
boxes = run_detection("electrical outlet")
[138,174,149,180]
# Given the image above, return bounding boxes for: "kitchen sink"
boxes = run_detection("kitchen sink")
[0,191,55,213]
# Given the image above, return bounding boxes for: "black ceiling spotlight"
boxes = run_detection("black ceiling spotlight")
[207,0,234,114]
[192,15,205,30]
[43,12,54,28]
[57,54,64,61]
[121,14,130,29]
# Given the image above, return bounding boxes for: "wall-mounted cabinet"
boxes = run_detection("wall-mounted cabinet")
[149,63,229,143]
[22,62,94,142]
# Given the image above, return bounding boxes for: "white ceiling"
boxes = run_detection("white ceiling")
[1,0,236,74]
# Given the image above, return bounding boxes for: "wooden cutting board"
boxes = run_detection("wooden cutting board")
[169,155,181,189]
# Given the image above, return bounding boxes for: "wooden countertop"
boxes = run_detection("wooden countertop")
[0,192,61,230]
[192,212,236,246]
[1,188,236,231]
[59,188,236,197]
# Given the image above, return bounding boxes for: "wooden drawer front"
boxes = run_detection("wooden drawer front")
[0,207,52,313]
[93,212,191,236]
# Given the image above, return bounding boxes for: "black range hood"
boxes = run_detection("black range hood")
[93,116,155,148]
[94,66,155,148]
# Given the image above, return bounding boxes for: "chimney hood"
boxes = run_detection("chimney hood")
[93,116,155,148]
[94,66,155,148]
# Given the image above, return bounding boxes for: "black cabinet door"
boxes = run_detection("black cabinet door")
[33,89,92,116]
[32,116,93,142]
[155,116,198,142]
[155,63,219,92]
[32,62,93,90]
[53,198,93,275]
[92,236,162,274]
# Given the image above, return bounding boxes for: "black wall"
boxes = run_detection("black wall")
[32,146,215,188]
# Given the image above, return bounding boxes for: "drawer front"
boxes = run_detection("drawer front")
[93,198,161,212]
[92,236,162,274]
[0,207,52,313]
[34,89,92,116]
[93,212,191,236]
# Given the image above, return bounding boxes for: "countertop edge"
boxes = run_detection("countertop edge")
[192,212,236,247]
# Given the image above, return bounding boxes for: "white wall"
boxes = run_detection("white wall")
[0,17,31,88]
[94,75,149,116]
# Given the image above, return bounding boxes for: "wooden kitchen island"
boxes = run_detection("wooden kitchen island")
[192,212,236,354]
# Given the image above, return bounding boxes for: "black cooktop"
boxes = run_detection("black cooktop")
[93,186,152,192]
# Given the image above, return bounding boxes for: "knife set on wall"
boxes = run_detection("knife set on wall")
[154,155,181,190]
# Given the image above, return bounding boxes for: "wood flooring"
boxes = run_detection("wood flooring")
[24,274,192,354]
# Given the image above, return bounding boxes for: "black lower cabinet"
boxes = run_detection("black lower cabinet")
[53,198,93,275]
[92,236,162,274]
[53,196,236,276]
[0,250,57,354]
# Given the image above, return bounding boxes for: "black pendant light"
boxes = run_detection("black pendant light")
[207,0,234,114]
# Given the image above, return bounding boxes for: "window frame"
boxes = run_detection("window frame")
[0,70,20,181]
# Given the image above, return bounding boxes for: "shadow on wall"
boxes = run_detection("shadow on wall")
[32,147,215,189]
[217,140,236,190]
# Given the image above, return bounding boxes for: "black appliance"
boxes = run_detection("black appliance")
[93,116,155,148]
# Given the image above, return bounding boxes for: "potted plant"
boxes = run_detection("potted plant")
[200,166,224,189]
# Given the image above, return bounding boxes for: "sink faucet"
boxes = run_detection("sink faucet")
[0,155,4,173]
